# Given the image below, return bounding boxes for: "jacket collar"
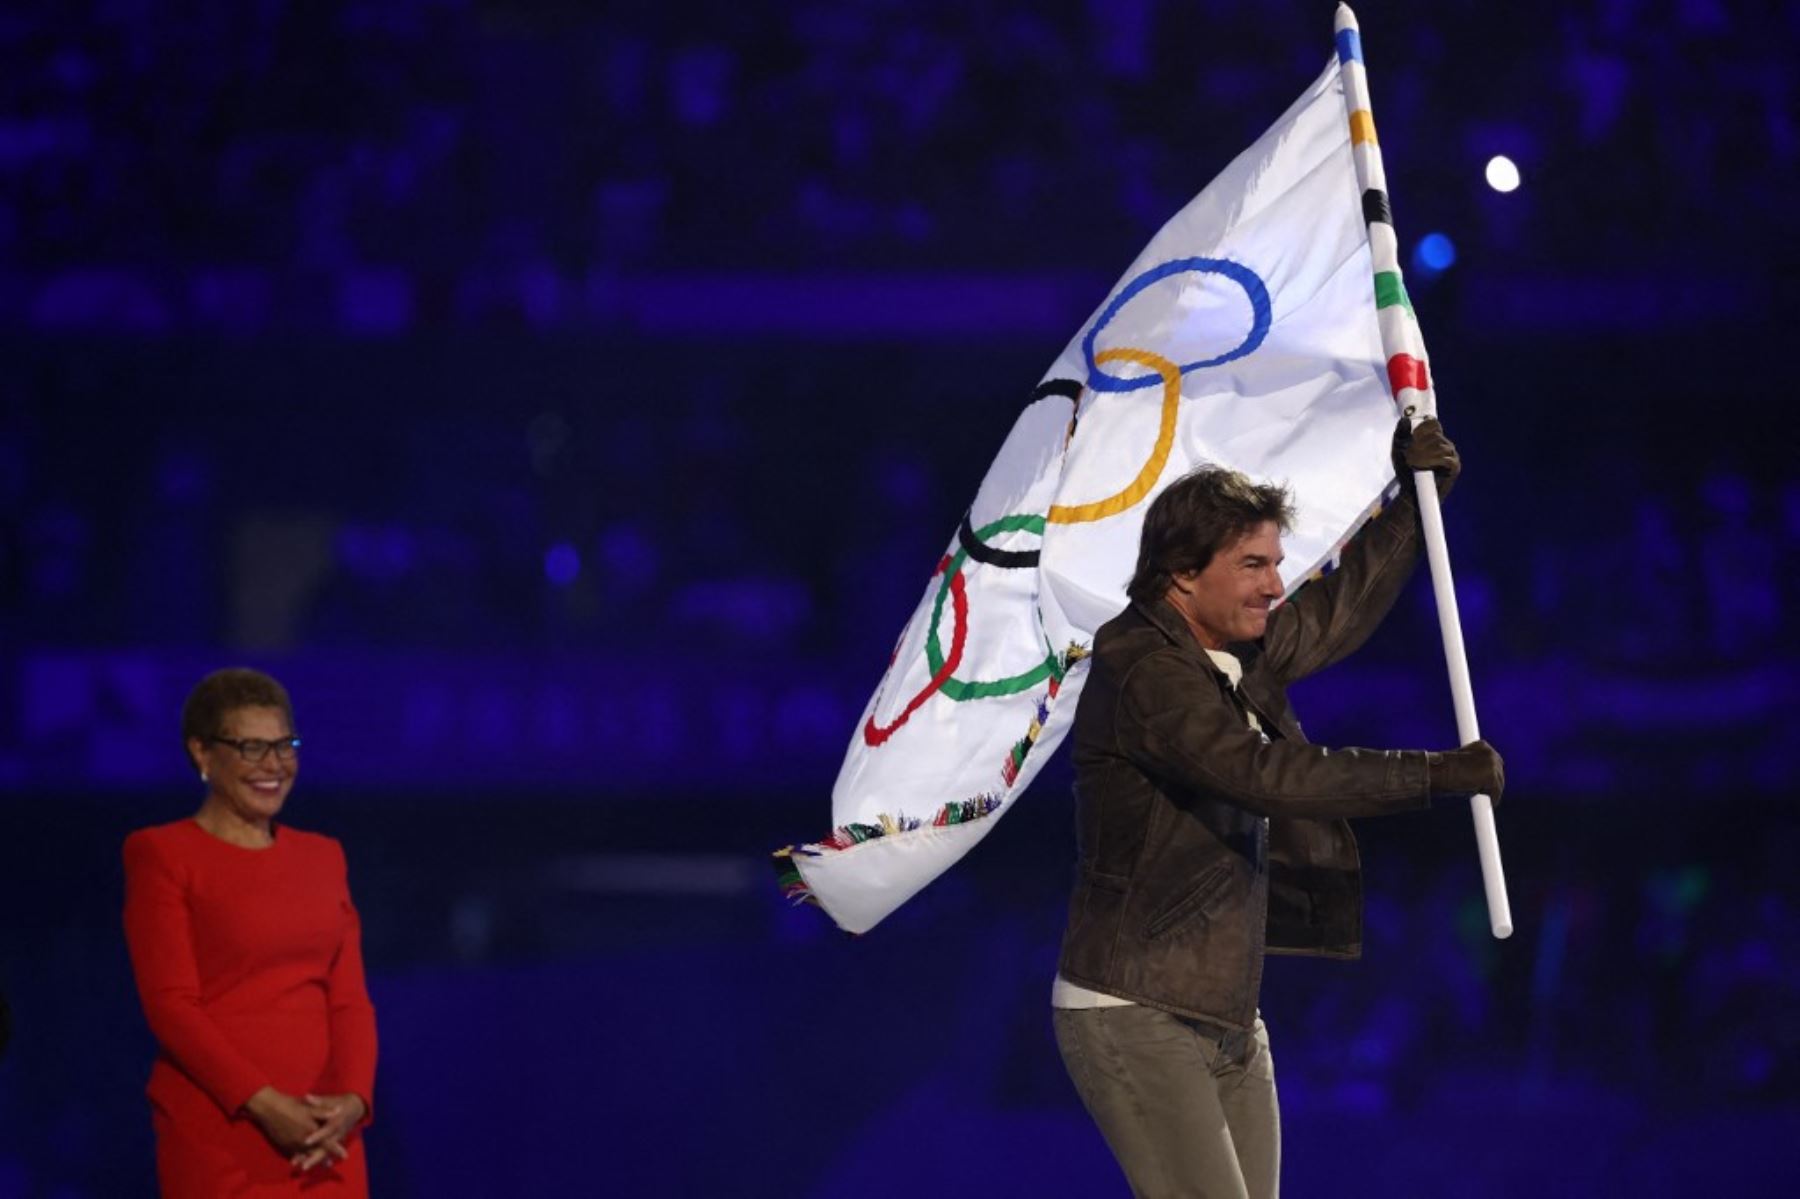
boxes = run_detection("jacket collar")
[1130,596,1256,678]
[1133,594,1195,649]
[1132,596,1285,731]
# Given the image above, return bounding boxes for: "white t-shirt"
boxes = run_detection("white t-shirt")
[1052,648,1260,1009]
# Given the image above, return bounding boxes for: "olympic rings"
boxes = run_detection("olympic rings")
[865,263,1272,741]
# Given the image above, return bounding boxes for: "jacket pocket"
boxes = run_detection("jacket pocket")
[1144,862,1233,940]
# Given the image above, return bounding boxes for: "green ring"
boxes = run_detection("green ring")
[925,514,1061,701]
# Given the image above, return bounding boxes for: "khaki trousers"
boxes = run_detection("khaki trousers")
[1053,1005,1280,1199]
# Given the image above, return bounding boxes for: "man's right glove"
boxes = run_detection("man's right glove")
[1393,417,1460,498]
[1427,740,1504,804]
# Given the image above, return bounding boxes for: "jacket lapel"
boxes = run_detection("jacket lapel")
[1132,598,1289,734]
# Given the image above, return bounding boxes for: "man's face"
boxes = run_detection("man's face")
[1168,520,1286,649]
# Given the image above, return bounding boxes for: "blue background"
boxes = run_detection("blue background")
[2,1,1797,1195]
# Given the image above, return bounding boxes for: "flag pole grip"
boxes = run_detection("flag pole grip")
[1411,466,1513,938]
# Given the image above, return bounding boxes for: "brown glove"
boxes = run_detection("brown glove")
[1393,417,1460,498]
[1427,739,1504,804]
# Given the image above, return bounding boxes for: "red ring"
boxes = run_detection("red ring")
[863,556,969,746]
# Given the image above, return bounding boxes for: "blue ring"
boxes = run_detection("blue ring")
[1082,257,1272,393]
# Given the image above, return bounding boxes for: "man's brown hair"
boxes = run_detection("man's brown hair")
[1125,467,1295,605]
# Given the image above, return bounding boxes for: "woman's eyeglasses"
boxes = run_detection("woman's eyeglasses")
[206,735,302,763]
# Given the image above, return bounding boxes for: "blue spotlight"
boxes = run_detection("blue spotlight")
[1412,232,1457,278]
[544,542,581,586]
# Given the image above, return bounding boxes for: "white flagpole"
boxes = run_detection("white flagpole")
[1335,3,1513,938]
[1412,474,1513,938]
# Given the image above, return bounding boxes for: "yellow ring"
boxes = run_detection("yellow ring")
[1047,347,1181,525]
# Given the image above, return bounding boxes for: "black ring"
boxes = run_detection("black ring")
[958,513,1040,569]
[1031,378,1082,404]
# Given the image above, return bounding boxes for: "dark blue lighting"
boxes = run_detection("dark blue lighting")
[545,542,581,586]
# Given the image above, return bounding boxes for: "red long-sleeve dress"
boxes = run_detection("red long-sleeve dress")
[123,820,379,1197]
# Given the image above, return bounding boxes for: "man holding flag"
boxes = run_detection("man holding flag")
[1050,426,1503,1198]
[779,10,1514,1188]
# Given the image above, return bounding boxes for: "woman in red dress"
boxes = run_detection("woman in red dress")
[124,668,378,1196]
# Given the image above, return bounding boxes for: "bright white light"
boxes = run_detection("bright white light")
[1485,155,1521,193]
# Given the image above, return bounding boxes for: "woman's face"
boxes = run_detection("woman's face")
[190,705,299,825]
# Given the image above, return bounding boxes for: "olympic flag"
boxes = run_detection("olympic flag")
[776,11,1432,934]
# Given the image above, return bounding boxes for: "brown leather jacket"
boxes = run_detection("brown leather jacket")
[1056,489,1436,1029]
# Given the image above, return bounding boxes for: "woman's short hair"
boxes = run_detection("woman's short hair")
[180,668,295,772]
[1126,467,1295,604]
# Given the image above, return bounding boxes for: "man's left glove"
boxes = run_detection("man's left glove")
[1392,417,1460,499]
[1426,740,1504,805]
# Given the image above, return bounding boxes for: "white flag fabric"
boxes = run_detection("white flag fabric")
[777,50,1412,934]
